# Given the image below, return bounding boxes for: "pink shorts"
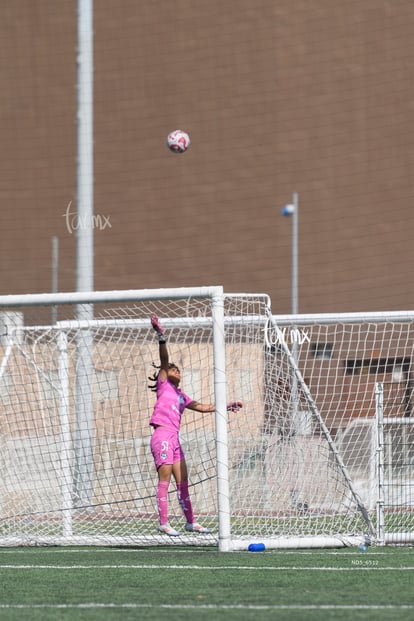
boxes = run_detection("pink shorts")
[150,427,185,469]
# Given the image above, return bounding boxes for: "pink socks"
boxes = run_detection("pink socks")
[157,480,169,525]
[157,480,195,525]
[176,481,194,524]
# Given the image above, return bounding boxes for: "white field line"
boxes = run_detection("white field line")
[0,564,413,571]
[0,548,395,555]
[0,603,413,611]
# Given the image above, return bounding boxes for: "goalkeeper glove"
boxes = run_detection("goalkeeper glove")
[151,315,166,344]
[227,401,243,413]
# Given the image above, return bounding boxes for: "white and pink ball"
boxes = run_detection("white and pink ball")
[167,130,190,154]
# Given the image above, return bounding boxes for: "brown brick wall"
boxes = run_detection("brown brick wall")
[1,1,414,313]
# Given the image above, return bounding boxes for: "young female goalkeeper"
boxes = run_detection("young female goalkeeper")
[149,315,242,536]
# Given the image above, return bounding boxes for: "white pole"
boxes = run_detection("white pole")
[76,0,94,294]
[376,382,385,545]
[51,236,59,324]
[281,192,299,315]
[211,289,232,551]
[291,193,299,436]
[75,0,94,506]
[282,193,299,435]
[58,331,73,539]
[291,192,298,315]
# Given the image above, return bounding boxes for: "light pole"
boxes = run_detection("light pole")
[281,192,299,315]
[281,193,300,440]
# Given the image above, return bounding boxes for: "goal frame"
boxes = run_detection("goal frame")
[0,287,233,549]
[0,290,412,549]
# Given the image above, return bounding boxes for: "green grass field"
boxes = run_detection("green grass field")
[0,546,412,620]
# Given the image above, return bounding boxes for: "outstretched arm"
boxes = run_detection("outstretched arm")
[187,400,215,413]
[187,400,243,414]
[151,315,169,379]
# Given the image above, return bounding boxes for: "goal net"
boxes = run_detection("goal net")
[0,289,411,549]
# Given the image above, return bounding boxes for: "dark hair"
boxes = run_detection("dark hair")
[147,362,179,392]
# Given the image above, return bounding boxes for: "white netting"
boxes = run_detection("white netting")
[0,293,413,547]
[252,314,414,546]
[0,295,220,544]
[225,309,373,545]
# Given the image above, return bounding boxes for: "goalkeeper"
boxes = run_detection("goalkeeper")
[149,315,242,536]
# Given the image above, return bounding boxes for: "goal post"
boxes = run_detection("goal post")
[0,289,412,549]
[375,381,414,545]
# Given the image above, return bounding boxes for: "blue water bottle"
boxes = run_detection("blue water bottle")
[248,543,266,552]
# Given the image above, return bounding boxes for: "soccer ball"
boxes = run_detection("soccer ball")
[167,130,190,153]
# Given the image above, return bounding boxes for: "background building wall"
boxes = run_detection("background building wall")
[1,1,414,313]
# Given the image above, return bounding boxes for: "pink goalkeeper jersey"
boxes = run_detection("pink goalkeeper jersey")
[149,376,193,432]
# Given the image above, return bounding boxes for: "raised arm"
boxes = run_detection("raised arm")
[151,315,169,380]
